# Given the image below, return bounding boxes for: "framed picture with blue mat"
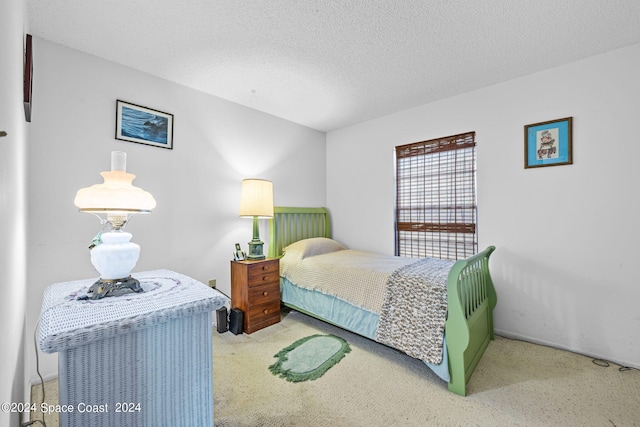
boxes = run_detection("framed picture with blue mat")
[524,116,572,169]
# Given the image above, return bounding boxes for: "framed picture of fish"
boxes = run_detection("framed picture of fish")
[116,100,174,149]
[524,117,572,169]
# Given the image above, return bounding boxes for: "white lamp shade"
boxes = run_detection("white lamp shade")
[74,170,156,213]
[239,179,274,218]
[75,151,156,215]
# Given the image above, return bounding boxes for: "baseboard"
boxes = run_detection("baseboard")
[30,372,58,386]
[494,329,639,370]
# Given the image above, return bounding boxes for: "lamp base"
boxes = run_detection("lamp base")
[247,239,265,260]
[81,276,143,300]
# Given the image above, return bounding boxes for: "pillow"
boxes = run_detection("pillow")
[283,237,346,260]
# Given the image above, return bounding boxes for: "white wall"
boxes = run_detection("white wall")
[0,0,27,425]
[27,38,326,380]
[327,43,640,368]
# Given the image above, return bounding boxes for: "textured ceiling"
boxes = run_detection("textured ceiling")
[27,1,640,132]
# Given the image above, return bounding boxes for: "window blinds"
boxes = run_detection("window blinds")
[395,132,477,260]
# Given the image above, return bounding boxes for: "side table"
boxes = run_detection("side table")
[39,269,228,427]
[230,258,281,333]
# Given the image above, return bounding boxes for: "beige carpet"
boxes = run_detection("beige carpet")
[32,309,640,426]
[215,309,640,426]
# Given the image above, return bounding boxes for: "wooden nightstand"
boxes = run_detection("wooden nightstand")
[231,258,281,333]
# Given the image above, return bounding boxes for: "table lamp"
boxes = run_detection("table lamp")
[74,151,156,299]
[239,178,274,260]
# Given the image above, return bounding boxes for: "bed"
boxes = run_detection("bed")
[267,207,496,396]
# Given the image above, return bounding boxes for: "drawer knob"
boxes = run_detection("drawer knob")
[263,309,269,314]
[262,265,269,271]
[263,291,269,296]
[262,276,268,281]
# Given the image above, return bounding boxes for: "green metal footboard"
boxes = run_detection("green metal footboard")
[445,245,497,396]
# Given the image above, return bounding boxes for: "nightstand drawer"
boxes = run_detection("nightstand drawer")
[248,281,279,306]
[247,299,280,326]
[248,272,279,287]
[248,259,279,276]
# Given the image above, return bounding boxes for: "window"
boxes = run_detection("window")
[395,132,477,260]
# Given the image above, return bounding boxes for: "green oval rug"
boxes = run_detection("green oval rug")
[269,334,351,382]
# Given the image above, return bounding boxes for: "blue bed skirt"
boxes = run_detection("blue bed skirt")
[281,277,450,382]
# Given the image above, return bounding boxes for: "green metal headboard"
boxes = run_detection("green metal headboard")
[268,207,331,258]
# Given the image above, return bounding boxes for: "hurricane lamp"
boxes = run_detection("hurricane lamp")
[74,151,156,299]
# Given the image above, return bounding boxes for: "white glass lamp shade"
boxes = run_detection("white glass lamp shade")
[74,151,156,229]
[239,179,274,218]
[74,170,156,213]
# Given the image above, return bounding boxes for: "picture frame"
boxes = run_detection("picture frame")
[115,100,174,149]
[24,34,33,123]
[233,243,247,261]
[524,117,572,168]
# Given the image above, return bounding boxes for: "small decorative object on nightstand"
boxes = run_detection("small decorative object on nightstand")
[231,258,281,333]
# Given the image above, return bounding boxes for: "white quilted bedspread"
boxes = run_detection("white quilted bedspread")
[280,249,416,314]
